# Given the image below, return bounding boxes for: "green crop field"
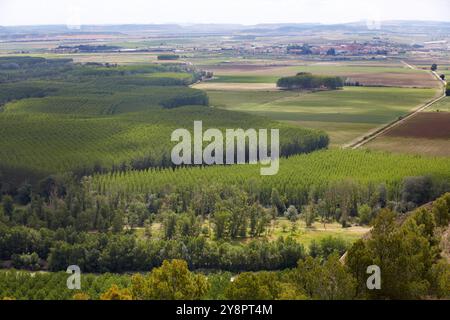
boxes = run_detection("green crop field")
[207,87,438,145]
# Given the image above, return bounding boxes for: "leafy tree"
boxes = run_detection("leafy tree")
[213,210,231,240]
[162,211,177,240]
[225,272,281,300]
[432,193,449,227]
[308,240,320,258]
[100,284,133,300]
[131,259,209,300]
[318,236,348,259]
[401,176,433,206]
[358,204,372,225]
[431,63,437,71]
[111,211,124,233]
[270,188,286,215]
[362,209,435,299]
[73,292,90,300]
[16,183,32,205]
[429,259,450,299]
[2,195,13,218]
[284,205,299,222]
[303,204,316,227]
[345,239,373,297]
[294,254,356,299]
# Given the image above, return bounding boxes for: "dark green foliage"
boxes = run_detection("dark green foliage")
[308,236,348,259]
[277,73,344,90]
[157,54,180,60]
[160,90,209,108]
[0,270,130,300]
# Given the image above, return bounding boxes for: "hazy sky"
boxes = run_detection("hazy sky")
[0,0,449,26]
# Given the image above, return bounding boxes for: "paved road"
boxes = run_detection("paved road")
[343,62,447,150]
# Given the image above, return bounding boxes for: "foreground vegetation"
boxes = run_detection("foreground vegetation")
[1,193,449,300]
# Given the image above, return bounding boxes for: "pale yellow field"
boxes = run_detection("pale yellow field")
[192,82,278,91]
[365,136,450,157]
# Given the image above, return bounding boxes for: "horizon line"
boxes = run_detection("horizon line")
[1,19,450,28]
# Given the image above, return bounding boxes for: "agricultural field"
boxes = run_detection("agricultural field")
[207,87,438,145]
[365,106,450,156]
[198,61,438,88]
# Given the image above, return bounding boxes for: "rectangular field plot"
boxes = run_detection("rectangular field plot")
[207,87,438,146]
[203,61,438,88]
[365,111,450,156]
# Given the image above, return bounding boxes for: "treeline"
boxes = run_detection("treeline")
[160,90,209,108]
[277,72,344,90]
[0,224,306,273]
[0,82,58,106]
[1,193,449,300]
[0,56,200,85]
[157,54,180,60]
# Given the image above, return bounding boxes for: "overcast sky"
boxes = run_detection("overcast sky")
[1,0,449,26]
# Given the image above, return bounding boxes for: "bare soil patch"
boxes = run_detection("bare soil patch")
[191,82,278,91]
[384,112,450,139]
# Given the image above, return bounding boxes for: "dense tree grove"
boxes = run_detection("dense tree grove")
[157,54,180,61]
[277,73,344,90]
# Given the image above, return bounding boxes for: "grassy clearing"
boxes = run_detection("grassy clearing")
[270,219,369,249]
[135,218,370,250]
